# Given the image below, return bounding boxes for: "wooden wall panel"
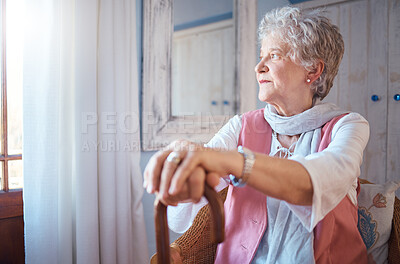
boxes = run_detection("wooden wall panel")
[387,0,400,196]
[0,191,24,264]
[235,0,258,114]
[0,216,24,264]
[306,0,389,184]
[336,0,388,183]
[364,0,389,184]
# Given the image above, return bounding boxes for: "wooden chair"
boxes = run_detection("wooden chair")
[151,185,226,264]
[152,184,400,264]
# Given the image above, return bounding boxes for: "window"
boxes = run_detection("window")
[0,1,25,262]
[0,1,24,261]
[0,0,23,194]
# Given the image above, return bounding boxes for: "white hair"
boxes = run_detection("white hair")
[258,6,344,101]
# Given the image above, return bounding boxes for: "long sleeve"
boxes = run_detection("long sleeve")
[289,112,369,231]
[167,112,370,233]
[167,115,242,233]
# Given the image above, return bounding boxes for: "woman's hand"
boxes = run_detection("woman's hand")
[143,140,240,205]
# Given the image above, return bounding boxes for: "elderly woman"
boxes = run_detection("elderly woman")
[144,6,369,263]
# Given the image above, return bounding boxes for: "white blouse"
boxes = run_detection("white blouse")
[167,112,369,236]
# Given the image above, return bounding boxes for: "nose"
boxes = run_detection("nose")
[255,58,267,74]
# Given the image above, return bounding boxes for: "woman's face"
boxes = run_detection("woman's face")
[255,33,313,116]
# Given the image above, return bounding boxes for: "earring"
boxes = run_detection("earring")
[306,79,311,83]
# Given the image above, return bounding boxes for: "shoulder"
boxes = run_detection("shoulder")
[331,112,370,144]
[241,108,264,120]
[224,114,242,130]
[240,109,268,131]
[221,108,266,129]
[332,112,369,131]
[205,115,242,150]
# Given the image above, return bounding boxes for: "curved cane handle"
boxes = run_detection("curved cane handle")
[154,184,225,264]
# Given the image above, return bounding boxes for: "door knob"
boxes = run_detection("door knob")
[371,95,380,102]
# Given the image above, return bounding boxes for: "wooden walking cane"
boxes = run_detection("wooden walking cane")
[154,184,225,264]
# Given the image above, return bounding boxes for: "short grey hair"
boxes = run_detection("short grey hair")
[258,6,344,101]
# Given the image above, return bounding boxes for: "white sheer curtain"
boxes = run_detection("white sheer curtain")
[22,0,148,263]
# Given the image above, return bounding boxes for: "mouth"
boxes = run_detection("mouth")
[259,80,270,84]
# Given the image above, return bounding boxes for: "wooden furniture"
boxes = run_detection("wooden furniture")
[389,197,400,263]
[151,185,400,263]
[0,191,24,264]
[152,185,225,264]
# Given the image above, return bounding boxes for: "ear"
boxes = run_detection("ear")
[307,59,324,83]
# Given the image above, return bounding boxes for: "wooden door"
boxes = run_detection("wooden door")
[387,0,400,196]
[303,0,392,185]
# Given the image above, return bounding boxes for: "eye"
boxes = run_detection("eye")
[271,53,280,60]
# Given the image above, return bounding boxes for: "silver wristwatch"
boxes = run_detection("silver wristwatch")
[229,146,255,187]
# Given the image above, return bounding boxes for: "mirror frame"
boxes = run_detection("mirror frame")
[142,0,258,151]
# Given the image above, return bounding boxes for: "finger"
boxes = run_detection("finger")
[159,151,184,201]
[206,172,221,188]
[146,139,195,194]
[187,167,206,203]
[170,245,183,264]
[169,151,201,195]
[157,183,190,206]
[157,193,178,207]
[145,150,172,193]
[143,169,148,189]
[145,139,195,194]
[148,140,186,188]
[143,161,155,189]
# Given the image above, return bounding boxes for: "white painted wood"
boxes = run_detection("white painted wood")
[387,0,400,196]
[364,0,389,184]
[235,0,258,113]
[222,24,236,116]
[296,0,390,185]
[142,0,258,150]
[171,20,235,116]
[142,0,173,150]
[339,1,373,178]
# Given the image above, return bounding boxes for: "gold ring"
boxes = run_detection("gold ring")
[166,151,181,165]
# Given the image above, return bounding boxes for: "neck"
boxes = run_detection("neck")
[271,99,313,117]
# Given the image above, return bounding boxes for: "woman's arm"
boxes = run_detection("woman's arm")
[245,155,313,205]
[165,147,313,205]
[152,115,240,233]
[289,112,370,229]
[144,135,313,206]
[145,113,368,212]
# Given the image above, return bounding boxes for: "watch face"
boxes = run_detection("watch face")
[239,146,254,157]
[238,145,244,153]
[242,147,250,154]
[238,146,251,154]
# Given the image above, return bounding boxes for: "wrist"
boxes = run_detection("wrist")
[229,146,255,187]
[222,150,244,176]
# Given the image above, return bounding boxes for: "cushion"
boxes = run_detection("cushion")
[358,180,400,264]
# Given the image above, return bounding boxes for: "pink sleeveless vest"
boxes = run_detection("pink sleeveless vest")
[214,109,367,264]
